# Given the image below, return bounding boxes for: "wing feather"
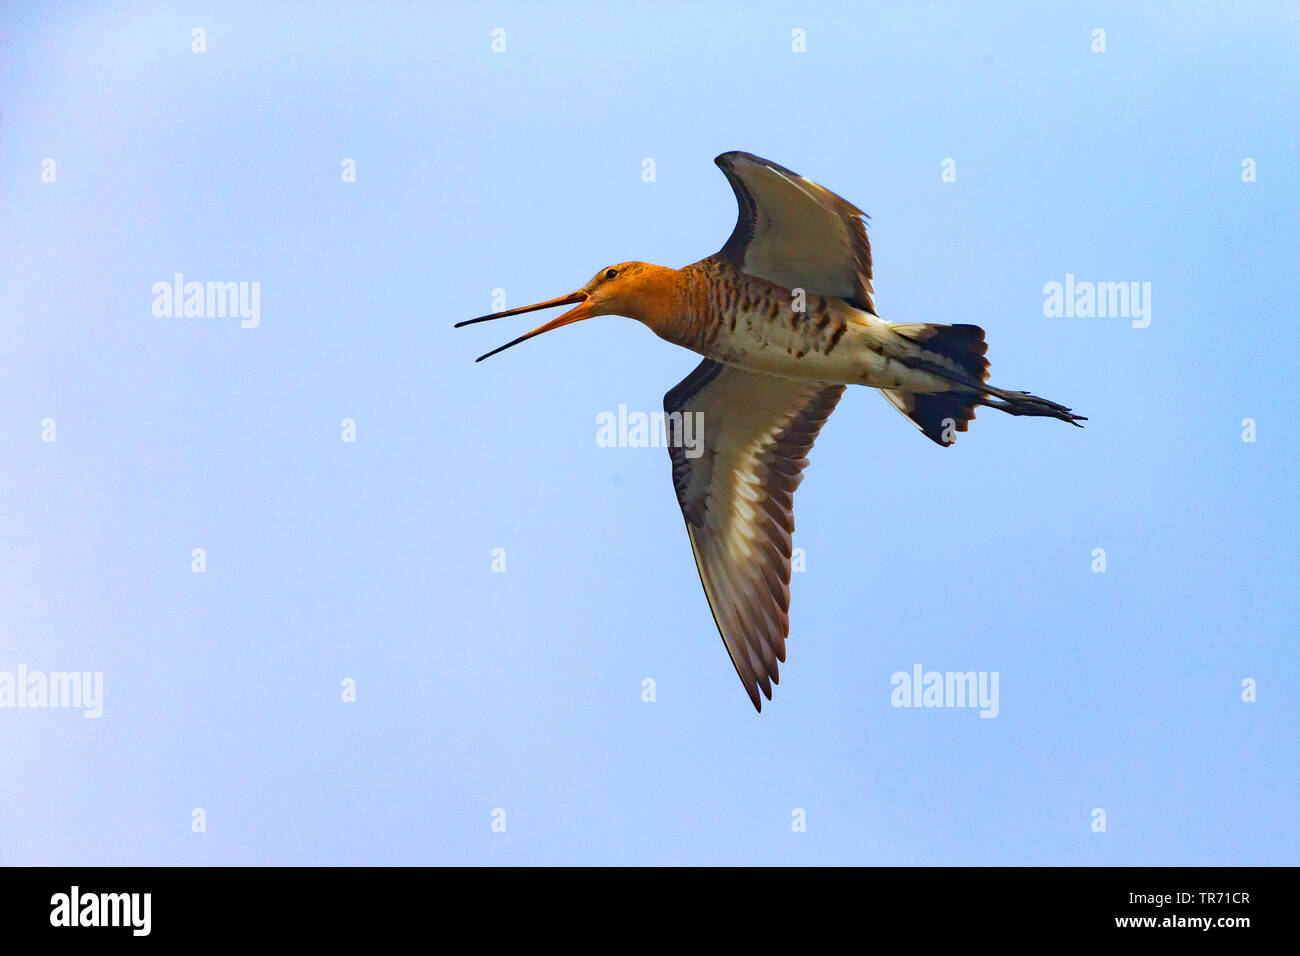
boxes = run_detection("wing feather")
[664,358,844,711]
[715,151,875,313]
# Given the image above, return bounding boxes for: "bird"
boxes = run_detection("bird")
[457,151,1084,712]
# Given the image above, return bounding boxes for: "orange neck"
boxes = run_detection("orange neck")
[617,264,697,344]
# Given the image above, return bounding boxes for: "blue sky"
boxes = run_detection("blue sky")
[1,1,1296,865]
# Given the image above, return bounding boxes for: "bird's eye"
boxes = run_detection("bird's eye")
[605,268,618,280]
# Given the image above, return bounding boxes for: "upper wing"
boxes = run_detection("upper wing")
[714,150,875,313]
[664,358,845,711]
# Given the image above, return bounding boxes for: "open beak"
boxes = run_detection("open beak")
[455,291,593,362]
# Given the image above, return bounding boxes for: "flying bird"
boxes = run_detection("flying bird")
[458,151,1083,711]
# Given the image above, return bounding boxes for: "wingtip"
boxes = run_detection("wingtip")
[714,150,811,184]
[715,149,771,170]
[745,675,776,713]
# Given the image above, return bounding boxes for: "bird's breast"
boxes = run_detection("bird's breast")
[693,283,887,383]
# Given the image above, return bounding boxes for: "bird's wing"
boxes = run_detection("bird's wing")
[714,150,875,313]
[664,358,845,711]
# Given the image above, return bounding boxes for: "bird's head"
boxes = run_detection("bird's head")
[456,261,679,361]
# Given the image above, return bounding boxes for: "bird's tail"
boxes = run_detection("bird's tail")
[882,323,1085,446]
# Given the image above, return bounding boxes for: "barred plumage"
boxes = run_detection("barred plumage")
[458,151,1084,710]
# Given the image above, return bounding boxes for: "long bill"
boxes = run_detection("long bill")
[454,291,593,362]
